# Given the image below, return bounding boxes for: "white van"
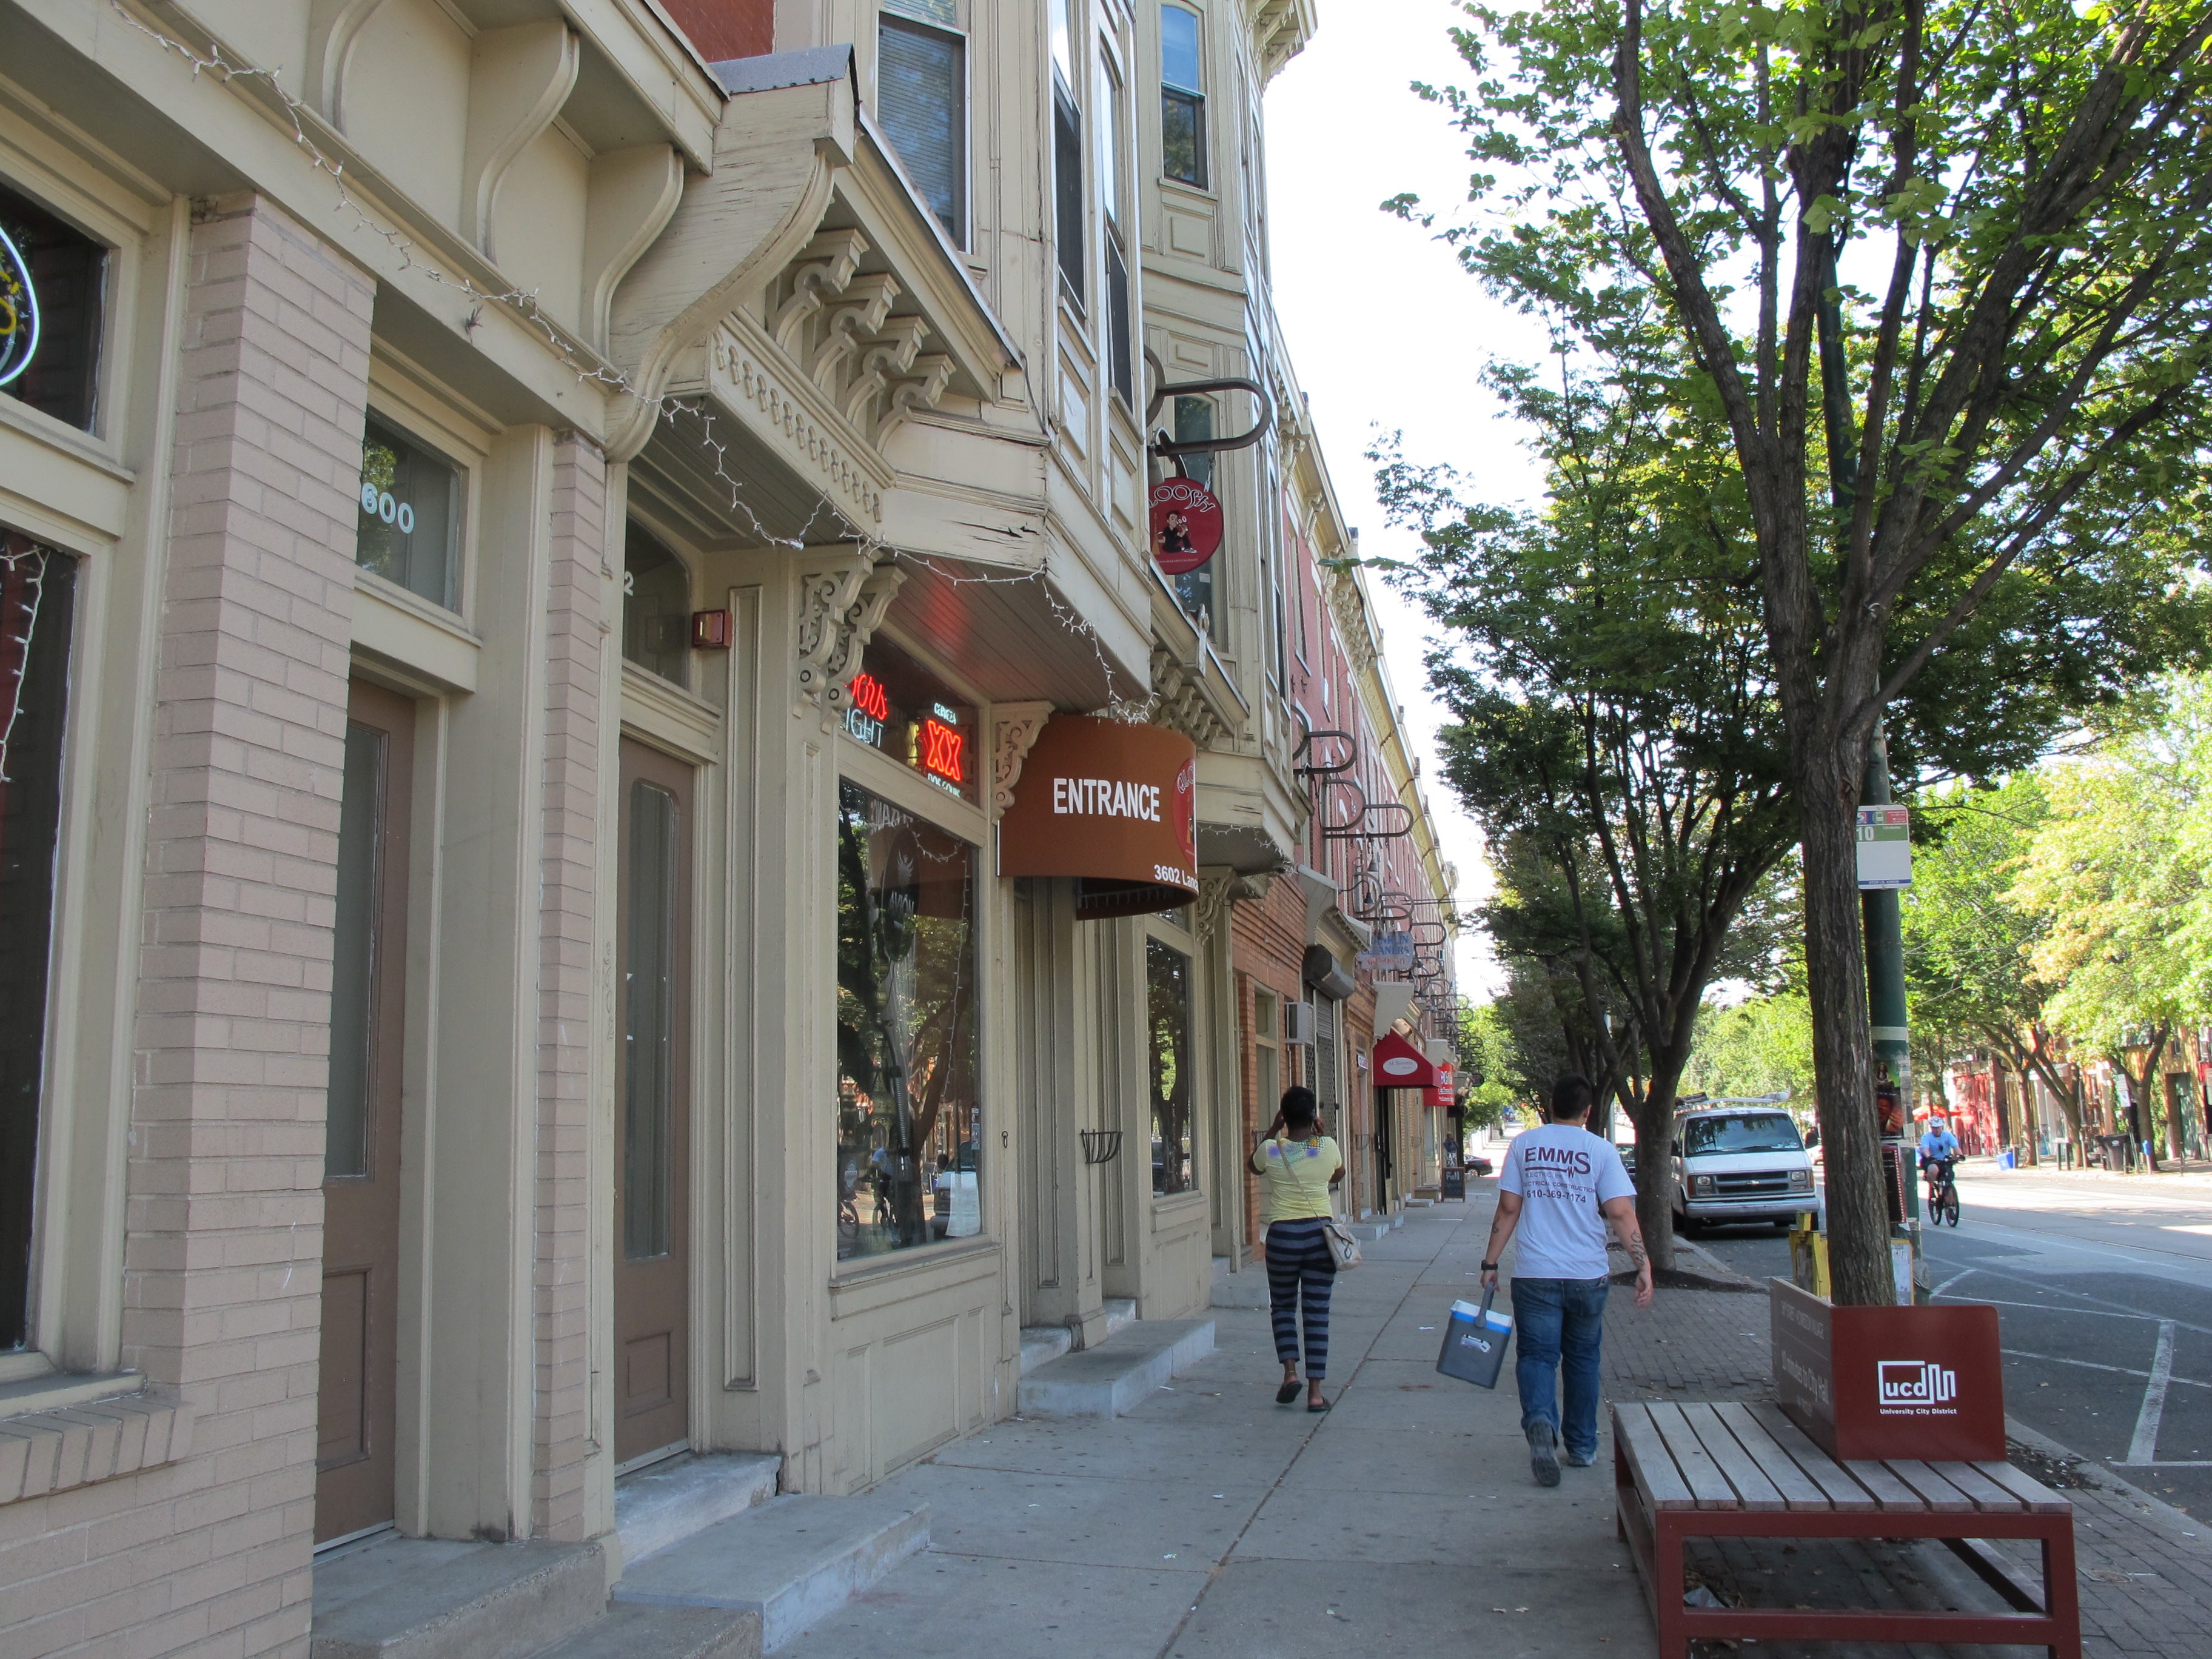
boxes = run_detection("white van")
[1671,1104,1818,1230]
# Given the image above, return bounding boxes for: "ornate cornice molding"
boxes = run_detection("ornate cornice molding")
[1148,643,1233,749]
[795,557,905,706]
[991,702,1056,813]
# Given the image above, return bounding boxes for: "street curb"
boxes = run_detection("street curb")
[2005,1415,2210,1550]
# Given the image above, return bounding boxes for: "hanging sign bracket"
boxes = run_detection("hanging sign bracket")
[1144,351,1275,462]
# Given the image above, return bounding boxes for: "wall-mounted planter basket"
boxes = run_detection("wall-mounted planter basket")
[1079,1130,1123,1166]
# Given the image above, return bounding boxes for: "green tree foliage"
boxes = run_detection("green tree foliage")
[1401,0,2212,1301]
[1683,993,1815,1102]
[2012,682,2211,1160]
[1456,1000,1529,1130]
[1901,774,2092,1145]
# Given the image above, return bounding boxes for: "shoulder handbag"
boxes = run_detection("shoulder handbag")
[1321,1204,1363,1271]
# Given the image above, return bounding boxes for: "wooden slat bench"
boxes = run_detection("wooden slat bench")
[1614,1400,2080,1657]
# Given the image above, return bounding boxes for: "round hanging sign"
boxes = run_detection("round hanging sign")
[1150,475,1223,575]
[0,226,38,390]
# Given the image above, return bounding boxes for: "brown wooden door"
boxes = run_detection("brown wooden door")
[316,681,413,1543]
[615,738,692,1465]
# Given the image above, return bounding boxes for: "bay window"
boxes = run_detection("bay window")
[878,4,967,247]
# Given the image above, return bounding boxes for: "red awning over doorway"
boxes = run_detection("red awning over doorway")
[1372,1030,1439,1090]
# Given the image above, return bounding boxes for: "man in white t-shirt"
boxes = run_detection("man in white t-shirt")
[1481,1075,1654,1487]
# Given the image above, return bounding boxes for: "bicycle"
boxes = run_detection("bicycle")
[1922,1155,1961,1227]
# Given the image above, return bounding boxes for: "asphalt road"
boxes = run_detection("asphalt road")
[1692,1162,2212,1519]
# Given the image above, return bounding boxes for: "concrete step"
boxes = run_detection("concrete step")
[1101,1296,1138,1336]
[615,1452,780,1567]
[1354,1219,1392,1242]
[311,1537,608,1659]
[613,1493,928,1651]
[1017,1319,1215,1418]
[1018,1326,1071,1375]
[531,1604,758,1659]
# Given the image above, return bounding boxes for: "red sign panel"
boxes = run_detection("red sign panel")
[1770,1278,2006,1461]
[1150,477,1223,575]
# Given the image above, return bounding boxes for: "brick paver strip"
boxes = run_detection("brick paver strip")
[1604,1280,2212,1657]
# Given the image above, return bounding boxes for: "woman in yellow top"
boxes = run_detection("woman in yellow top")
[1252,1087,1344,1412]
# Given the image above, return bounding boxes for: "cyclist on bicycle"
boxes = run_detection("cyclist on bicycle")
[1919,1117,1961,1209]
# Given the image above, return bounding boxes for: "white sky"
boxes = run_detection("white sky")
[1263,2,1552,997]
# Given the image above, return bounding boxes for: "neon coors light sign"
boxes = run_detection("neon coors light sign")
[0,225,37,389]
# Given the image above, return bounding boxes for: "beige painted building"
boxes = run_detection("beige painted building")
[0,1,1453,1654]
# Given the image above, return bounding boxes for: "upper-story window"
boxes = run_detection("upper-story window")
[357,415,461,611]
[1051,0,1085,305]
[1099,52,1134,406]
[1,183,107,434]
[623,521,691,686]
[878,2,967,249]
[1160,5,1205,187]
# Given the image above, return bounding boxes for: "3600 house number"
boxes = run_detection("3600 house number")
[360,480,417,535]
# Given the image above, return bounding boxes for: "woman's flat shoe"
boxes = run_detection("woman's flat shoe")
[1307,1396,1330,1413]
[1276,1381,1302,1404]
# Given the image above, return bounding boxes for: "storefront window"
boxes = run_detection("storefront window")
[623,522,691,686]
[842,635,977,803]
[836,780,980,1259]
[356,416,460,609]
[1148,938,1194,1195]
[1,537,75,1350]
[1,184,106,433]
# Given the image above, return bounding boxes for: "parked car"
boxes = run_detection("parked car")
[1466,1152,1493,1177]
[1671,1105,1819,1231]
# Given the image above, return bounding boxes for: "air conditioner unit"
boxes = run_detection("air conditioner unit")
[1284,1000,1316,1044]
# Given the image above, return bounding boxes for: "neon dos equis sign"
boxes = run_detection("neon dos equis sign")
[0,224,37,389]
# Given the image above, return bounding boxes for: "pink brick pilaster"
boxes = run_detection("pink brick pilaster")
[123,193,373,1654]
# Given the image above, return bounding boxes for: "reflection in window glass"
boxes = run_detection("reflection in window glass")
[0,184,107,433]
[0,540,75,1350]
[1148,938,1194,1195]
[836,781,980,1259]
[1682,1113,1803,1157]
[326,723,387,1182]
[1171,396,1216,632]
[356,417,460,609]
[879,18,966,246]
[1160,6,1205,186]
[623,521,690,686]
[625,782,678,1260]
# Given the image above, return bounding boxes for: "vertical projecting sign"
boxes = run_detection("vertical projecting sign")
[0,226,37,387]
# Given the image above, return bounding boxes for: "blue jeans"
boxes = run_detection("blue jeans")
[1510,1276,1609,1461]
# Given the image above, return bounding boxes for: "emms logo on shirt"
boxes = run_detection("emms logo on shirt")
[1522,1142,1594,1177]
[1877,1359,1957,1411]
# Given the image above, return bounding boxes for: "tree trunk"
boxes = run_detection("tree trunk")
[1629,1054,1695,1275]
[1800,783,1896,1304]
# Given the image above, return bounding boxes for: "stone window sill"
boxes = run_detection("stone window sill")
[0,1370,193,1506]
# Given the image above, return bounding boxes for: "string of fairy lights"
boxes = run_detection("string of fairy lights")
[97,0,1159,721]
[0,539,49,784]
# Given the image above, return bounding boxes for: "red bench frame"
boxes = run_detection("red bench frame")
[1614,1403,2080,1658]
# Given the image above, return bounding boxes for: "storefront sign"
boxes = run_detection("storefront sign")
[1150,475,1223,575]
[1857,805,1911,889]
[1426,1061,1456,1110]
[999,715,1198,919]
[1769,1278,2005,1460]
[1372,1029,1439,1090]
[841,637,978,803]
[0,226,36,387]
[1358,930,1415,971]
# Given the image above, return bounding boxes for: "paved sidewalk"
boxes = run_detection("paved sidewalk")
[780,1191,2212,1657]
[783,1194,1652,1658]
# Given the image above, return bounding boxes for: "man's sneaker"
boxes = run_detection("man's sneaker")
[1564,1449,1597,1468]
[1527,1421,1561,1487]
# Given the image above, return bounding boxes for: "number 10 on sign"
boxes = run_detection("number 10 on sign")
[1856,805,1911,890]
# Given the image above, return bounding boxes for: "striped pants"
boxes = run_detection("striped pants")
[1265,1218,1337,1380]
